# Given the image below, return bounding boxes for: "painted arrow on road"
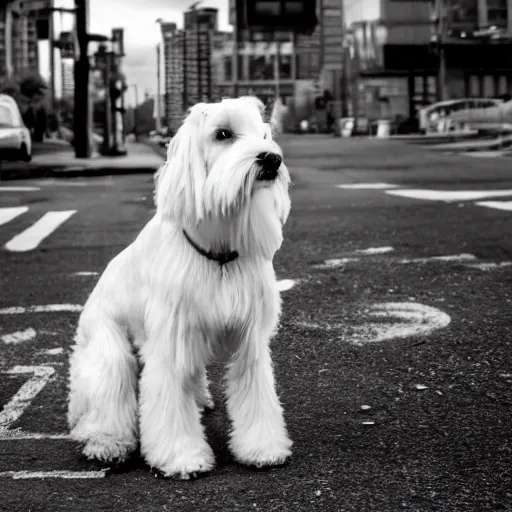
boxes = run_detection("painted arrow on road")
[295,302,451,345]
[352,302,451,345]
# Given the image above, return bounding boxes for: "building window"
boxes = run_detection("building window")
[249,55,274,80]
[223,56,232,81]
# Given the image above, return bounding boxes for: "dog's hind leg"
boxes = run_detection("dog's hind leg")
[68,322,138,463]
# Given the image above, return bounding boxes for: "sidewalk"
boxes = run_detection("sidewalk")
[0,139,164,180]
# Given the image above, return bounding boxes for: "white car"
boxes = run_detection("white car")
[0,94,32,162]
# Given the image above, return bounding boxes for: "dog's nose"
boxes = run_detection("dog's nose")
[256,152,282,180]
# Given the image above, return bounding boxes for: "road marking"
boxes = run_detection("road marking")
[0,432,69,440]
[0,470,107,479]
[400,253,476,264]
[0,304,83,314]
[0,186,40,192]
[0,206,28,226]
[1,328,36,344]
[5,210,76,252]
[476,200,512,211]
[295,302,450,345]
[386,189,512,202]
[42,347,64,355]
[74,271,99,276]
[277,279,296,292]
[0,366,55,435]
[337,183,398,190]
[354,302,451,344]
[312,258,359,269]
[465,262,512,270]
[356,246,394,255]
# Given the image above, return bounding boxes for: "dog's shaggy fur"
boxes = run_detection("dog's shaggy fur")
[67,96,292,478]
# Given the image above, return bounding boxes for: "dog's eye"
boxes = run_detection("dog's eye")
[216,129,233,141]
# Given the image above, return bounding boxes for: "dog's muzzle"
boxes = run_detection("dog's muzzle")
[256,152,282,181]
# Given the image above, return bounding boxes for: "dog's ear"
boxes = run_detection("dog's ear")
[154,104,210,225]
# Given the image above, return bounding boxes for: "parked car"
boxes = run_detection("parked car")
[418,98,504,134]
[0,94,32,162]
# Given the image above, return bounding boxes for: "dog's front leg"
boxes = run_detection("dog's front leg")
[225,340,292,467]
[139,348,215,479]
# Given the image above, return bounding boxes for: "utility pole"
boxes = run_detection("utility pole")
[73,0,91,158]
[436,0,447,101]
[156,43,162,132]
[48,0,56,113]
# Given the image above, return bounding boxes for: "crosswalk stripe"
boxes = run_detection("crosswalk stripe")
[0,186,40,192]
[4,210,76,252]
[0,207,28,226]
[476,200,512,211]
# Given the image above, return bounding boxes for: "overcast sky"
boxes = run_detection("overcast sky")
[41,0,231,105]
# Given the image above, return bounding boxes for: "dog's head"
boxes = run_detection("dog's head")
[155,96,290,231]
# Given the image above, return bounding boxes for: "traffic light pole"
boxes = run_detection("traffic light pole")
[73,0,92,158]
[101,51,113,155]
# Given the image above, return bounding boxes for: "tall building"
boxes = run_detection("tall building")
[160,9,219,132]
[1,0,47,81]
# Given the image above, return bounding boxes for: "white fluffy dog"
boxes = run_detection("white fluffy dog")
[67,96,292,479]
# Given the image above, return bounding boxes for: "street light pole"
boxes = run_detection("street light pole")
[131,83,139,140]
[436,0,447,101]
[156,44,162,132]
[73,0,92,158]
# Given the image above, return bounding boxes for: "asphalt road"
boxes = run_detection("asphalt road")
[0,136,511,511]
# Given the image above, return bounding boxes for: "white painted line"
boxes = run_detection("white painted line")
[277,279,296,292]
[0,366,55,434]
[337,183,398,190]
[5,210,76,252]
[386,189,512,202]
[312,258,359,269]
[400,253,476,264]
[353,302,451,345]
[0,186,40,192]
[356,246,394,255]
[0,304,83,314]
[476,200,512,211]
[74,271,99,276]
[465,262,512,270]
[42,347,64,356]
[1,328,36,344]
[0,470,107,479]
[0,207,28,226]
[0,432,70,440]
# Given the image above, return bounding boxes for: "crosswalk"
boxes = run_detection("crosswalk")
[338,183,512,212]
[0,206,76,252]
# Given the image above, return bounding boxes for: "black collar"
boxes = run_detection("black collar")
[182,229,239,266]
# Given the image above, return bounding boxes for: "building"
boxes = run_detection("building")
[0,0,46,80]
[160,9,219,132]
[210,0,347,130]
[343,0,512,128]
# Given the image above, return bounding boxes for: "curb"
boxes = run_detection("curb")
[0,165,160,181]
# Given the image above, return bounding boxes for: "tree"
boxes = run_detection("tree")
[0,71,49,140]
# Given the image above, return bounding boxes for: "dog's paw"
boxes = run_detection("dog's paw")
[82,434,137,464]
[231,436,293,468]
[158,444,215,480]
